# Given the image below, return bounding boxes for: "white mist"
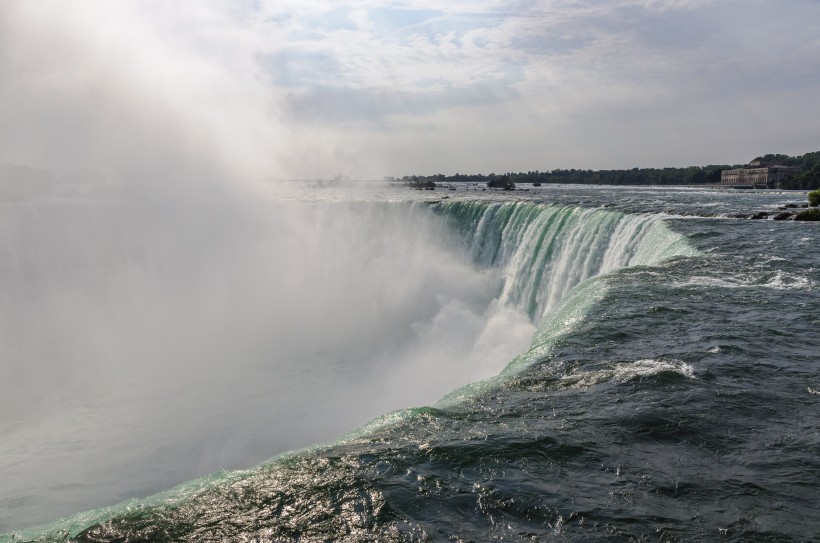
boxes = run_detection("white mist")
[0,189,534,531]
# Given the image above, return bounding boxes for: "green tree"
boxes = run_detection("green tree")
[796,164,820,190]
[689,168,706,184]
[487,175,515,190]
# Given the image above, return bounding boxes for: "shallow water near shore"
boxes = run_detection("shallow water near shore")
[2,184,818,542]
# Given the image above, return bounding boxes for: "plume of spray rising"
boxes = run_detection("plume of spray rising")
[0,0,290,186]
[0,2,535,531]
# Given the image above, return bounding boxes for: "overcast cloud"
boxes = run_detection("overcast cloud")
[2,0,819,180]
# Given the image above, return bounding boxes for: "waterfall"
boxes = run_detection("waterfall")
[0,197,699,540]
[433,201,696,328]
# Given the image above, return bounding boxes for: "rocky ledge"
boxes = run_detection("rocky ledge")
[730,203,820,221]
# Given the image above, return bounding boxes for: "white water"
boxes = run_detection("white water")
[558,359,696,389]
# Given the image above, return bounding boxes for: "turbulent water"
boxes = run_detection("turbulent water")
[2,184,818,542]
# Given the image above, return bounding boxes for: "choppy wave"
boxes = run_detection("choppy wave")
[676,270,813,291]
[557,358,695,388]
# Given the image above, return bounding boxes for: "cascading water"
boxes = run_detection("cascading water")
[438,202,694,324]
[432,201,696,327]
[422,200,698,403]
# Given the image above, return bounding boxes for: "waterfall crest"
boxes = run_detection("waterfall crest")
[433,201,697,328]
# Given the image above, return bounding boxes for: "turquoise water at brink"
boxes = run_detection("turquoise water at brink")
[1,184,818,542]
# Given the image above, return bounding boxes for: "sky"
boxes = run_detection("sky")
[2,0,820,180]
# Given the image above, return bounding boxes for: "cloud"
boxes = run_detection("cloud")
[2,0,819,178]
[258,1,820,127]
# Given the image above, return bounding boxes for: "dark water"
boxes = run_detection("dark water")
[4,186,819,542]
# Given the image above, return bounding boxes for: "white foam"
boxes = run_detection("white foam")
[677,271,813,291]
[561,359,695,388]
[763,270,813,290]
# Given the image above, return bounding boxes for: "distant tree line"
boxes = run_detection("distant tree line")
[399,150,820,189]
[770,151,820,189]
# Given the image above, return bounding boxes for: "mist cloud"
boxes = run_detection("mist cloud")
[0,195,539,530]
[0,1,286,186]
